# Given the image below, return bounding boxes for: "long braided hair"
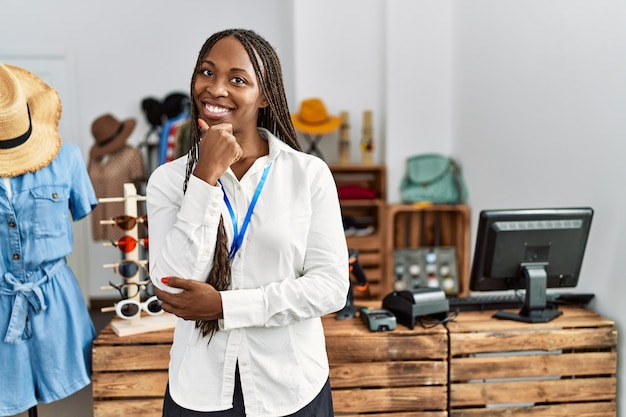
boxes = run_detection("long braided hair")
[183,29,301,341]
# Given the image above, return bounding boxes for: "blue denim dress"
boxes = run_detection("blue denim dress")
[0,143,98,415]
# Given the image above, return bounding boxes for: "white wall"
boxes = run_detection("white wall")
[452,0,626,406]
[292,0,386,165]
[0,0,295,303]
[2,0,625,412]
[386,0,454,202]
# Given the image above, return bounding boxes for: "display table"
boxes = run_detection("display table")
[92,306,616,417]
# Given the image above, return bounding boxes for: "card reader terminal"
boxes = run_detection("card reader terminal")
[360,308,397,332]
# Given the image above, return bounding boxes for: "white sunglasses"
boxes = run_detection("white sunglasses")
[111,295,163,320]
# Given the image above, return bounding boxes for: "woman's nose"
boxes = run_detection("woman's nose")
[206,78,228,97]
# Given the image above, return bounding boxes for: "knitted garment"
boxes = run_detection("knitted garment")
[88,145,145,241]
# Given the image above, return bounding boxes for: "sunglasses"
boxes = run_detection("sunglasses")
[103,259,149,280]
[107,235,149,253]
[99,295,163,320]
[114,296,163,320]
[100,215,148,231]
[103,280,155,299]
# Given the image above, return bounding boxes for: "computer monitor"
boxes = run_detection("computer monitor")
[469,207,593,323]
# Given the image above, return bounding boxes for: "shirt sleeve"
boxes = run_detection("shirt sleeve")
[147,161,224,294]
[67,143,98,221]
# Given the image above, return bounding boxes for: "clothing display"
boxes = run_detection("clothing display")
[147,128,349,415]
[159,112,189,166]
[0,142,98,416]
[88,145,145,241]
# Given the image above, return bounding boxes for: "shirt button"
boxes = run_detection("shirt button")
[8,221,16,228]
[52,193,58,199]
[13,253,20,260]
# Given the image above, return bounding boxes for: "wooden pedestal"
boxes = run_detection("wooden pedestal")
[92,319,173,417]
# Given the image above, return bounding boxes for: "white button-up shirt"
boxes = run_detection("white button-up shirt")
[147,128,349,416]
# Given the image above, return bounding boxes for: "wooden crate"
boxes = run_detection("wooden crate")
[386,204,471,297]
[447,305,617,417]
[93,313,448,417]
[92,320,173,417]
[323,310,448,416]
[329,164,387,299]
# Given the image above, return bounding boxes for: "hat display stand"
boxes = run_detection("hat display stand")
[360,110,374,165]
[302,133,326,160]
[338,111,351,165]
[98,183,176,336]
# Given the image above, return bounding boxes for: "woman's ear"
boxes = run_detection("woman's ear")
[259,95,269,109]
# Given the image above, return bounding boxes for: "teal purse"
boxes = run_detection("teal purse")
[400,154,468,204]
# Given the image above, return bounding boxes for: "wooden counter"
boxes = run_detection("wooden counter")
[92,305,617,417]
[447,305,617,416]
[323,314,448,416]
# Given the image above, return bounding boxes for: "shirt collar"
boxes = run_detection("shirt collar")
[258,127,298,163]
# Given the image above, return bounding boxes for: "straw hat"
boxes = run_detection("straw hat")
[0,64,62,177]
[291,98,341,135]
[89,113,136,160]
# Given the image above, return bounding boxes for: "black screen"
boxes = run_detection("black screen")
[469,207,593,322]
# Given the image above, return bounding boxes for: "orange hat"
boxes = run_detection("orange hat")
[291,98,341,135]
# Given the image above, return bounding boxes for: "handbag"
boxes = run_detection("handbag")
[400,153,468,204]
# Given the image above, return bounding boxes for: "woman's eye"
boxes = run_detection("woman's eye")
[201,68,213,77]
[232,76,245,84]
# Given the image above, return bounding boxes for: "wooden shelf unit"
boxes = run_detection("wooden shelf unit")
[329,164,387,299]
[386,204,471,297]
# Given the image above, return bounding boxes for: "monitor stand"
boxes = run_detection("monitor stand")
[493,264,563,323]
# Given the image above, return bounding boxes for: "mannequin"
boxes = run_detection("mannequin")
[0,64,98,416]
[87,113,145,241]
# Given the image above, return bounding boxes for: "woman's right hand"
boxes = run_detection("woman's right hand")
[192,119,243,186]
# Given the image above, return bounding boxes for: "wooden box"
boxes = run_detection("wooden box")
[329,164,387,299]
[93,311,449,417]
[323,312,448,416]
[92,321,173,417]
[447,305,617,416]
[386,204,471,297]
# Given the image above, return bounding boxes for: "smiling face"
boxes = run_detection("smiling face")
[193,36,268,136]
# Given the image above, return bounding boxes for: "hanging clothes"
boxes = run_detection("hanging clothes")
[159,112,190,166]
[0,143,98,416]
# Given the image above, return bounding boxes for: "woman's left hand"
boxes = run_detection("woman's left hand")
[155,277,223,321]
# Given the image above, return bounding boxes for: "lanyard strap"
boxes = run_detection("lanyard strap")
[220,162,272,260]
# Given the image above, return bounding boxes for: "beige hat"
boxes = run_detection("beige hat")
[89,113,136,160]
[0,64,62,177]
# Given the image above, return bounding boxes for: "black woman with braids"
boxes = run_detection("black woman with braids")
[146,29,349,416]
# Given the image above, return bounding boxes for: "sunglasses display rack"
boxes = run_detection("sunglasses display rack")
[98,182,176,337]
